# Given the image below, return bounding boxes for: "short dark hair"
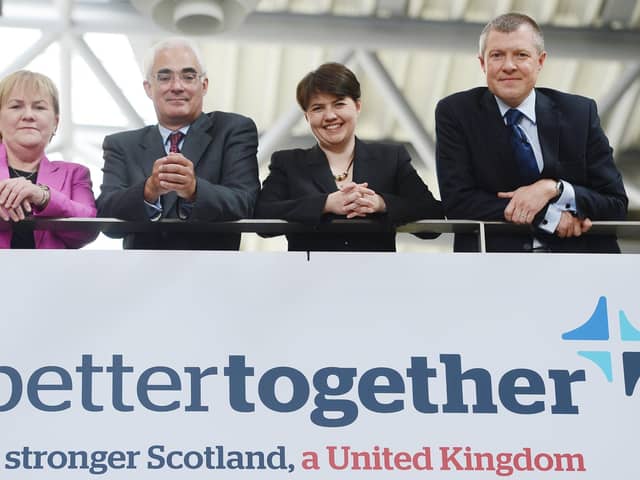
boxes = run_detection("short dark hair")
[479,12,544,56]
[296,62,361,111]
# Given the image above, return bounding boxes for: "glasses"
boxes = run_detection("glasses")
[154,70,203,85]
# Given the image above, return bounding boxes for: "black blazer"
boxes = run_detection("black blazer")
[435,87,628,252]
[255,139,443,251]
[97,112,260,250]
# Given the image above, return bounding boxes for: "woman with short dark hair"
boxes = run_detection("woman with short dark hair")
[256,62,442,251]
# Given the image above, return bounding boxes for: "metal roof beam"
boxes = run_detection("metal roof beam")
[606,82,640,150]
[56,0,73,161]
[601,0,638,27]
[0,29,63,78]
[600,62,640,117]
[1,7,639,60]
[355,50,435,171]
[376,0,409,17]
[72,35,146,128]
[232,14,640,61]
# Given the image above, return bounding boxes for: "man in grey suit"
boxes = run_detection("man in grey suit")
[97,37,259,249]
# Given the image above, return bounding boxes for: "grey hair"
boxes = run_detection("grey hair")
[143,37,207,81]
[478,13,545,56]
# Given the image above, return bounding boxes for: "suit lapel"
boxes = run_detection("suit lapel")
[160,113,213,214]
[181,112,213,171]
[140,127,166,177]
[479,90,521,186]
[36,154,64,191]
[535,89,560,178]
[0,145,9,181]
[351,138,369,184]
[0,146,10,248]
[308,144,338,193]
[138,126,180,215]
[32,155,63,246]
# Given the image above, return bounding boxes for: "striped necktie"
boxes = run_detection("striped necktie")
[168,131,184,153]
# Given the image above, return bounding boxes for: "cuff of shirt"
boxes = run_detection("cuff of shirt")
[538,181,577,233]
[144,199,163,221]
[538,204,563,233]
[553,180,576,212]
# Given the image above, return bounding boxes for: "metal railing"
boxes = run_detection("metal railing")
[2,218,640,252]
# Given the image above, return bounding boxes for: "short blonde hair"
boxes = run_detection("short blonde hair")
[0,70,60,116]
[0,70,59,143]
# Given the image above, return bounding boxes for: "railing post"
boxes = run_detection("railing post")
[478,222,487,253]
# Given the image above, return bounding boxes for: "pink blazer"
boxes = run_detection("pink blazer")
[0,144,98,249]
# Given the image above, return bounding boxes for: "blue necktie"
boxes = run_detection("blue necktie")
[505,109,539,184]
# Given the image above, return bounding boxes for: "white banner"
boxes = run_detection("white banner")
[0,251,638,478]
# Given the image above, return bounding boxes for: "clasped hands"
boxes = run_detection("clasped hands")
[324,182,387,218]
[0,177,45,222]
[144,153,196,203]
[498,179,591,238]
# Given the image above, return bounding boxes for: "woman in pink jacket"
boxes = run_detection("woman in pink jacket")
[0,70,97,249]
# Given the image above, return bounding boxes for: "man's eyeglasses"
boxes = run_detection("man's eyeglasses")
[154,70,203,85]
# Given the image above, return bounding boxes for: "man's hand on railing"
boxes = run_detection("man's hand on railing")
[555,212,592,238]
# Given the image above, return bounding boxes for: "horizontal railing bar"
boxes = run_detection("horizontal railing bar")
[2,218,640,237]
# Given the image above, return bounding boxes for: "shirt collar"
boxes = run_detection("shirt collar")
[158,124,190,146]
[495,89,537,124]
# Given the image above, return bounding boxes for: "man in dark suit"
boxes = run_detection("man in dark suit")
[97,38,259,250]
[435,12,627,252]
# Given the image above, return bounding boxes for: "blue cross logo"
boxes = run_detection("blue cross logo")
[562,296,640,396]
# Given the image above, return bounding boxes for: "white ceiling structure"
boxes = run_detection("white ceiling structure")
[0,0,639,250]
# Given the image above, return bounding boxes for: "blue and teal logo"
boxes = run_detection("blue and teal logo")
[562,296,640,396]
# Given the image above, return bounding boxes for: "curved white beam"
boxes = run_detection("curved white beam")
[72,36,146,128]
[0,29,63,78]
[600,62,640,117]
